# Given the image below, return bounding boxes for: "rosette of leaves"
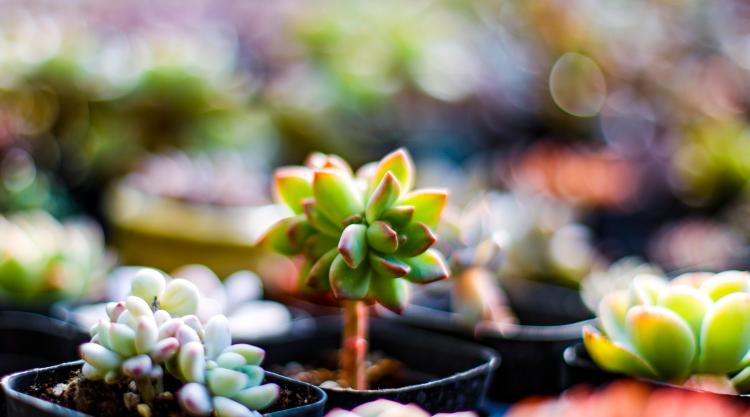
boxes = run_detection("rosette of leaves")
[584,271,750,393]
[0,211,107,302]
[260,148,450,313]
[80,268,278,417]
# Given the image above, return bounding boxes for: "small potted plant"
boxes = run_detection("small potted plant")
[565,270,750,395]
[258,149,498,412]
[376,191,596,402]
[1,267,327,417]
[54,265,311,345]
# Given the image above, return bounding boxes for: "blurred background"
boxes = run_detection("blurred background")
[3,0,750,312]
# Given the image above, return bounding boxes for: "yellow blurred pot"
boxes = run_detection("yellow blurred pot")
[106,182,292,278]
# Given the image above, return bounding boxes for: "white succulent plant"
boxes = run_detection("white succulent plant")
[79,268,279,417]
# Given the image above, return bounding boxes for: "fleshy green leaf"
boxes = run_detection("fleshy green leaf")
[306,248,337,289]
[371,274,409,314]
[257,216,310,255]
[366,221,399,253]
[370,253,411,278]
[234,384,280,410]
[302,199,342,237]
[366,172,401,223]
[380,206,415,228]
[208,368,248,398]
[371,148,414,194]
[597,291,629,344]
[274,167,313,214]
[338,224,368,268]
[402,249,449,283]
[626,306,696,380]
[699,293,750,373]
[628,274,666,306]
[732,366,750,393]
[700,271,750,301]
[397,222,437,257]
[313,169,364,225]
[223,344,265,366]
[582,326,658,379]
[657,285,712,340]
[330,254,371,299]
[306,152,353,175]
[214,396,256,417]
[672,272,713,289]
[398,190,447,228]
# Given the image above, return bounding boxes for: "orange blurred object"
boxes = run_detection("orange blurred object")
[506,380,750,417]
[510,143,640,210]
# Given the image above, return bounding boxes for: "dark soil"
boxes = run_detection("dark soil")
[24,368,317,417]
[271,350,410,389]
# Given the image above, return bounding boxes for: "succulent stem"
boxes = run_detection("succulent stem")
[136,375,155,404]
[341,300,369,390]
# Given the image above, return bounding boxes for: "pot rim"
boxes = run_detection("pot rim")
[324,347,498,395]
[1,360,328,417]
[379,303,592,341]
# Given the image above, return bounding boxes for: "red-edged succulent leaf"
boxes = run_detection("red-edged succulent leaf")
[370,253,411,278]
[398,190,447,228]
[583,326,659,379]
[306,249,337,290]
[402,249,449,283]
[273,167,313,214]
[257,216,311,255]
[330,254,371,299]
[371,274,409,314]
[371,148,415,193]
[397,222,437,257]
[338,224,368,268]
[366,172,401,223]
[302,198,342,237]
[366,221,399,253]
[306,152,353,175]
[286,216,315,250]
[380,206,415,228]
[313,169,364,225]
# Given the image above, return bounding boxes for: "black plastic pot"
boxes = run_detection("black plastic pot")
[0,312,84,377]
[1,361,327,417]
[500,277,593,325]
[255,317,498,413]
[380,302,590,403]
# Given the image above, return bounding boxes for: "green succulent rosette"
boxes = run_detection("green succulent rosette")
[585,271,750,392]
[259,148,450,313]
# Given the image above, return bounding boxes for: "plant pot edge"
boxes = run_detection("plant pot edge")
[1,361,328,417]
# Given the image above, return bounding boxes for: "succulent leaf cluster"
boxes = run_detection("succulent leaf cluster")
[0,211,107,300]
[80,268,278,417]
[261,149,450,313]
[585,271,750,392]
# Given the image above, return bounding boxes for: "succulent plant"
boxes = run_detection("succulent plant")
[260,148,450,313]
[261,148,450,390]
[442,194,516,326]
[0,210,107,301]
[80,268,278,417]
[326,399,477,417]
[584,270,750,393]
